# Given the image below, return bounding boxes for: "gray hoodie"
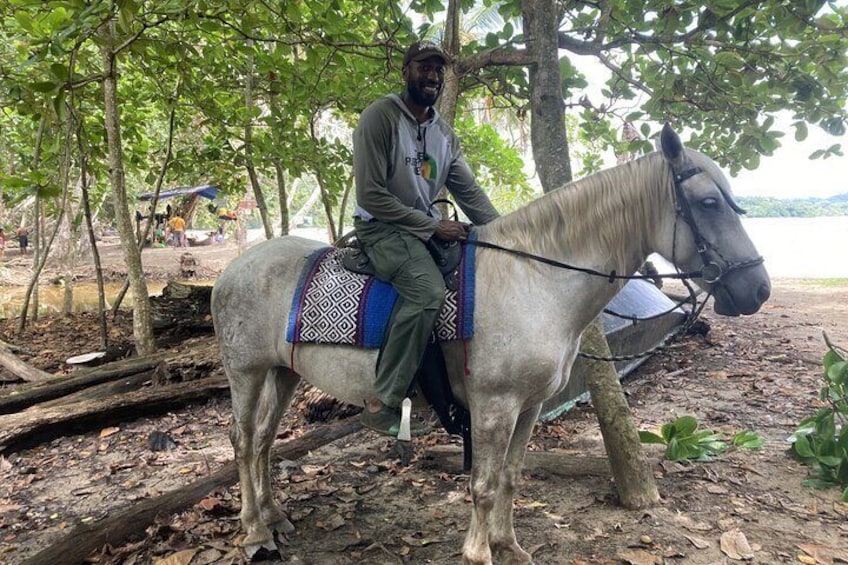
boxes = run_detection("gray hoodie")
[353,94,499,241]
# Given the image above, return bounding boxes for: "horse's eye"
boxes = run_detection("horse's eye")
[701,197,719,209]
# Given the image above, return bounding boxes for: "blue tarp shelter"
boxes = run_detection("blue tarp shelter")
[137,184,219,201]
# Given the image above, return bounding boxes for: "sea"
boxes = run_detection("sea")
[741,216,848,279]
[289,218,848,279]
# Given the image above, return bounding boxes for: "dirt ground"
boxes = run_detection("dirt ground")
[0,241,847,564]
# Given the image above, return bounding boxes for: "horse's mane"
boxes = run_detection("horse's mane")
[480,151,676,277]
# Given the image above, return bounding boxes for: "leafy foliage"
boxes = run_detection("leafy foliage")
[2,0,848,243]
[639,415,764,462]
[789,336,848,501]
[736,195,848,218]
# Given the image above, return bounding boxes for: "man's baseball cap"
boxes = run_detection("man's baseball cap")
[403,41,450,66]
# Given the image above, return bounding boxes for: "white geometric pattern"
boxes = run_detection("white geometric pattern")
[291,248,465,346]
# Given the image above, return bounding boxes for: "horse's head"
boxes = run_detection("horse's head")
[657,124,771,316]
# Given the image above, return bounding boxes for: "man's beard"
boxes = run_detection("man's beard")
[406,79,441,108]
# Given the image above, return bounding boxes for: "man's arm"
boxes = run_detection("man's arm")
[444,137,499,226]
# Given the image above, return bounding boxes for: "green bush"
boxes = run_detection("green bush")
[789,334,848,501]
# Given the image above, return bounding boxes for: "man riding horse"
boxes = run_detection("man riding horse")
[353,40,500,436]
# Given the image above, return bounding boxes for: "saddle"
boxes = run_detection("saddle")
[341,236,463,291]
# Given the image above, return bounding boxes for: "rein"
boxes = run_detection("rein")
[463,164,763,363]
[466,236,710,362]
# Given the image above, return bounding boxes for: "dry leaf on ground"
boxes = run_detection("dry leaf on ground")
[720,529,755,560]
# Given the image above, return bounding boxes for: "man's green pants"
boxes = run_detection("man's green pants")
[354,219,446,408]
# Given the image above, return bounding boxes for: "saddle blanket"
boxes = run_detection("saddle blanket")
[286,244,476,348]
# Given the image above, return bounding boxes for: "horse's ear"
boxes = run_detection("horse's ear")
[660,123,685,167]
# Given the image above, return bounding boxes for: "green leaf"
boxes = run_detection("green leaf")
[792,434,815,459]
[817,455,843,468]
[793,121,808,142]
[826,361,848,385]
[666,438,685,461]
[733,431,765,449]
[638,431,667,445]
[672,415,699,437]
[31,81,59,93]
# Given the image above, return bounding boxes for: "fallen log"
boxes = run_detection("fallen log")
[0,339,60,383]
[424,444,611,477]
[34,369,155,409]
[22,417,364,565]
[0,376,230,454]
[0,353,170,414]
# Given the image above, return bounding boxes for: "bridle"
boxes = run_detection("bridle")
[670,165,764,285]
[465,163,764,362]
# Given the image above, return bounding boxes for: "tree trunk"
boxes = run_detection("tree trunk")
[521,0,572,191]
[243,37,274,240]
[578,322,659,508]
[275,161,290,236]
[21,417,363,565]
[149,281,214,332]
[99,19,157,356]
[521,0,659,508]
[436,0,461,127]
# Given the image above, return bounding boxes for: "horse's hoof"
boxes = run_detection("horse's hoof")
[244,540,280,562]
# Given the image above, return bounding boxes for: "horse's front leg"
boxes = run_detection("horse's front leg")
[462,399,522,565]
[490,403,541,564]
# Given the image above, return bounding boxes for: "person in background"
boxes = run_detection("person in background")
[0,228,6,259]
[16,226,29,255]
[168,214,187,248]
[352,41,500,436]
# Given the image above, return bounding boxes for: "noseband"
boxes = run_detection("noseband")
[672,166,764,284]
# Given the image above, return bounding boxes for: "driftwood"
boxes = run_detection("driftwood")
[0,339,60,383]
[0,353,169,414]
[22,417,363,565]
[0,376,230,454]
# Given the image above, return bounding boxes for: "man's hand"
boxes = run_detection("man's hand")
[434,220,471,241]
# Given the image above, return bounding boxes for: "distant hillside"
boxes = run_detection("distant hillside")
[736,193,848,217]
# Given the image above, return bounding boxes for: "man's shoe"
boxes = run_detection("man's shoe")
[360,405,429,437]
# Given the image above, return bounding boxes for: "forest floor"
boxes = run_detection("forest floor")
[0,240,847,564]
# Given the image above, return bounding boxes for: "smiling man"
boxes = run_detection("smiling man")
[352,40,500,437]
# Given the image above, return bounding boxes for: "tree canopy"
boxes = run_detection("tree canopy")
[1,0,846,343]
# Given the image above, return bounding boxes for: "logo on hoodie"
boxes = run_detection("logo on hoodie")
[410,151,438,181]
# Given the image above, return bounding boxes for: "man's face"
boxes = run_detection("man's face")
[404,56,446,108]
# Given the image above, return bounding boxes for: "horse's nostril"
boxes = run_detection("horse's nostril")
[757,283,771,304]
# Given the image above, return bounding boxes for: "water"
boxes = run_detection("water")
[741,216,848,279]
[0,281,172,319]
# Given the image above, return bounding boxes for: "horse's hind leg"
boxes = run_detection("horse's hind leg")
[254,367,300,535]
[490,404,541,564]
[228,365,298,556]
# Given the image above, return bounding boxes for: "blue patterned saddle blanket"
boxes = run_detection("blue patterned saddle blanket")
[286,244,476,348]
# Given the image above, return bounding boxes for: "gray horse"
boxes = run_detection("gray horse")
[211,125,770,564]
